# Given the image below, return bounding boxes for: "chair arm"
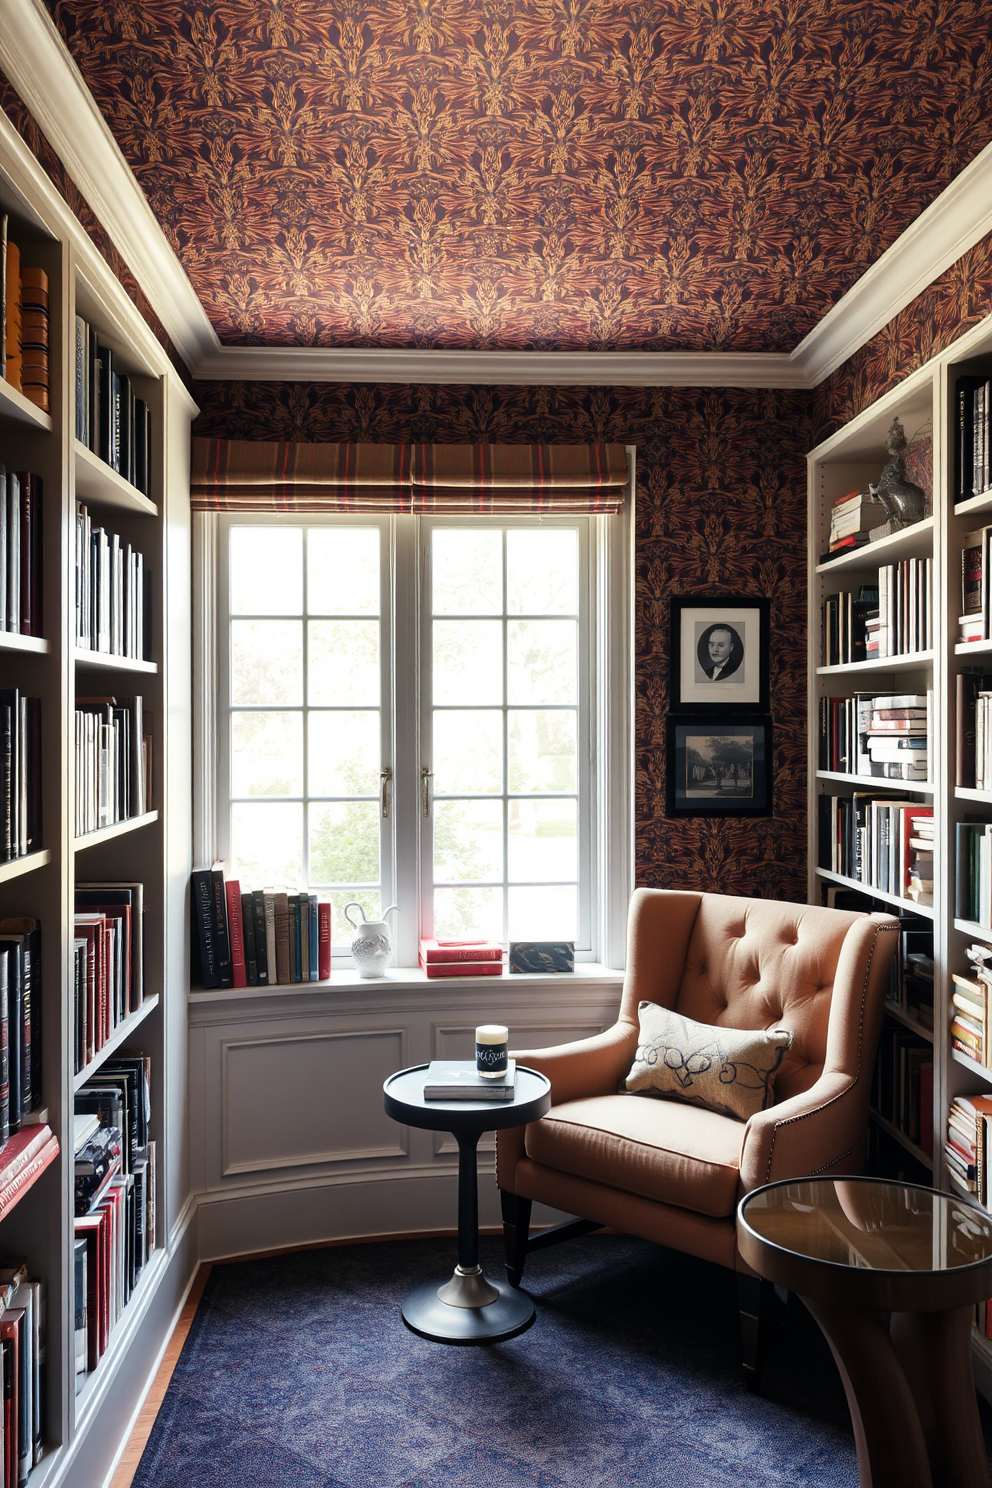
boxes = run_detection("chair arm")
[739,1071,864,1192]
[512,1021,639,1107]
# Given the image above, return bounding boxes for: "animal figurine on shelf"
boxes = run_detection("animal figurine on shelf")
[868,418,928,538]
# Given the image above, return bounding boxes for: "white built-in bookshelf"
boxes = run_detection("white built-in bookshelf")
[807,308,992,1397]
[0,107,194,1485]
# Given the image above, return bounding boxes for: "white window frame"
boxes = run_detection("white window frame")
[192,448,635,972]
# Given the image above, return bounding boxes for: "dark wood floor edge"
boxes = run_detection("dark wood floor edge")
[107,1261,214,1488]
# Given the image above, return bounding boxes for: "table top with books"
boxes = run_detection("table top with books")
[383,1061,551,1133]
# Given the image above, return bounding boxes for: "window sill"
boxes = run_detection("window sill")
[187,962,625,1005]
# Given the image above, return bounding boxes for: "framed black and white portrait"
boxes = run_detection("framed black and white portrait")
[666,715,772,817]
[670,597,770,712]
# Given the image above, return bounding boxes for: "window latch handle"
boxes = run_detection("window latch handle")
[380,767,392,819]
[421,765,434,818]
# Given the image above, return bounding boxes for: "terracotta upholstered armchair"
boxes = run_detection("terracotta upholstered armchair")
[497,888,900,1373]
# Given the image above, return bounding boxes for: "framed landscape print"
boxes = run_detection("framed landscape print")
[666,715,772,817]
[670,597,770,712]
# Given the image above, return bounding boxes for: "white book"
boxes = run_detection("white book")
[423,1060,517,1100]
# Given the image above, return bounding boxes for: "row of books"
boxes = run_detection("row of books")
[821,486,886,559]
[74,317,152,496]
[871,1025,933,1153]
[74,502,149,660]
[959,525,992,641]
[947,1092,992,1201]
[0,690,40,865]
[956,374,992,504]
[953,821,992,927]
[817,795,933,903]
[0,469,42,638]
[884,917,935,1032]
[73,883,144,1075]
[74,1056,155,1392]
[0,919,41,1147]
[74,696,150,837]
[950,960,992,1068]
[0,1249,48,1486]
[2,217,48,412]
[191,868,332,990]
[956,671,992,789]
[821,562,932,666]
[817,691,931,782]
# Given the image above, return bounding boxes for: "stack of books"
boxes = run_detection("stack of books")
[418,938,504,978]
[423,1060,516,1101]
[823,487,887,559]
[951,971,988,1066]
[817,796,932,900]
[947,1092,992,1199]
[906,814,934,904]
[864,693,931,782]
[2,216,50,412]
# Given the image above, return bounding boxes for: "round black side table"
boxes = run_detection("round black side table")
[383,1062,551,1344]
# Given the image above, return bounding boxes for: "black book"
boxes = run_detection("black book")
[118,373,132,484]
[251,889,269,985]
[241,892,258,985]
[957,374,987,503]
[190,869,221,989]
[0,701,11,863]
[210,867,233,988]
[0,943,22,1133]
[133,399,149,495]
[5,473,18,634]
[96,342,114,465]
[0,949,8,1145]
[111,370,122,474]
[0,920,40,1118]
[25,698,40,855]
[74,315,88,445]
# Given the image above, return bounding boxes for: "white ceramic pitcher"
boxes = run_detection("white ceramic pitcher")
[344,902,399,978]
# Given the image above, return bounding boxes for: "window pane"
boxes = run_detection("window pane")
[309,711,379,796]
[433,620,503,705]
[308,620,380,706]
[230,528,302,616]
[434,800,504,882]
[507,530,577,615]
[231,802,303,885]
[432,530,502,614]
[232,711,303,796]
[434,886,503,941]
[508,885,576,940]
[309,802,380,884]
[231,620,303,705]
[507,620,576,704]
[508,799,577,882]
[433,711,503,794]
[330,891,382,947]
[307,529,380,616]
[508,710,577,793]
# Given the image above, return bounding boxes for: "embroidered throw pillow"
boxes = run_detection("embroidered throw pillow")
[624,1001,793,1122]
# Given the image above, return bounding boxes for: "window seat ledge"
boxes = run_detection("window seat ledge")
[187,962,624,1008]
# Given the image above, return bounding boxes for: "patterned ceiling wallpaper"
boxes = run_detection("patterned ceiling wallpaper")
[45,0,992,353]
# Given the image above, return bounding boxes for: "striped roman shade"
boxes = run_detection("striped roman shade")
[190,440,628,514]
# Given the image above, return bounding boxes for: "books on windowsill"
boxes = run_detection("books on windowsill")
[423,1060,516,1100]
[418,938,505,978]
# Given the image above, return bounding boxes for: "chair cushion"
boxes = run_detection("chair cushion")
[524,1094,745,1218]
[623,1000,793,1121]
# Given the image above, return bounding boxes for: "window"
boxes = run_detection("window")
[198,501,632,970]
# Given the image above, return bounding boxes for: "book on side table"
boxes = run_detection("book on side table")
[423,1060,517,1100]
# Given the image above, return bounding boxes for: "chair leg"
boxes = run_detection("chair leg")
[501,1190,533,1288]
[738,1274,777,1389]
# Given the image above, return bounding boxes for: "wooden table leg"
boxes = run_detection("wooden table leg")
[889,1306,991,1488]
[802,1295,933,1488]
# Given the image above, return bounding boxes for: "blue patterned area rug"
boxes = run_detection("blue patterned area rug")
[132,1233,888,1487]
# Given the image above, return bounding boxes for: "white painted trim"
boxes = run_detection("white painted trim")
[6,0,992,393]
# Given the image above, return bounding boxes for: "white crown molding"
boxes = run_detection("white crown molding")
[0,0,218,373]
[792,136,992,386]
[194,345,807,387]
[3,0,992,392]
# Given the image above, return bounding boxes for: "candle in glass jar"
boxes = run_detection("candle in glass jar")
[476,1024,508,1079]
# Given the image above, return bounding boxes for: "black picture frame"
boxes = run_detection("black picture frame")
[670,596,770,713]
[666,715,773,817]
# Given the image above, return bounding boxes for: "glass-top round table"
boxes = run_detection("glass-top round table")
[738,1177,992,1488]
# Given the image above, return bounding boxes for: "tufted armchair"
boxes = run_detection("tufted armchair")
[497,888,900,1373]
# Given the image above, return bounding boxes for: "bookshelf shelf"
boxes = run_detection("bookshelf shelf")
[0,376,52,430]
[815,867,934,918]
[815,516,935,572]
[74,810,159,852]
[955,788,992,804]
[73,441,158,517]
[955,489,992,519]
[869,1111,934,1170]
[954,919,992,940]
[951,1046,992,1083]
[0,849,51,885]
[73,647,157,674]
[816,770,934,795]
[816,650,934,676]
[0,1131,59,1224]
[0,632,48,656]
[885,1002,934,1043]
[72,995,160,1092]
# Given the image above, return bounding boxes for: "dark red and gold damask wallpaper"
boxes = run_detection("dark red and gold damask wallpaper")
[44,0,992,353]
[191,380,817,900]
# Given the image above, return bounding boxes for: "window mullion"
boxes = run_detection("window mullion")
[391,515,422,966]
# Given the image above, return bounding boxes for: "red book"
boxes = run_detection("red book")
[419,938,503,964]
[419,956,505,978]
[318,902,331,979]
[225,879,247,988]
[0,1309,20,1488]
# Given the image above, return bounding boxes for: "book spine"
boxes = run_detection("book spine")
[190,870,220,989]
[263,892,277,985]
[0,949,8,1144]
[251,889,269,985]
[274,893,291,985]
[318,902,331,979]
[224,881,247,989]
[241,892,258,985]
[308,894,319,982]
[209,869,232,987]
